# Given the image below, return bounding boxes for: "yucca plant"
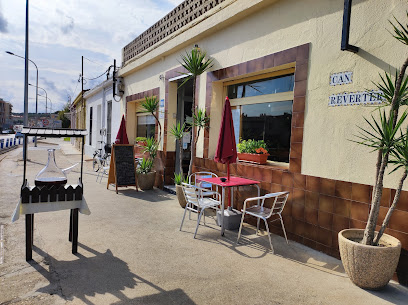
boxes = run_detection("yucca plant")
[170,122,186,175]
[140,96,162,144]
[136,157,154,174]
[179,46,214,176]
[354,13,408,246]
[173,172,188,185]
[189,107,210,149]
[142,137,159,162]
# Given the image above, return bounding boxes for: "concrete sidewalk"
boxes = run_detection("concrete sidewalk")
[0,141,407,304]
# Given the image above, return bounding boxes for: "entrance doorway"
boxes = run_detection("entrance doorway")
[175,78,193,175]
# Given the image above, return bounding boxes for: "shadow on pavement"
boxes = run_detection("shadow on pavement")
[30,244,195,305]
[115,188,174,202]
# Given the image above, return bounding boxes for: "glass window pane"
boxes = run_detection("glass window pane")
[228,74,294,99]
[137,115,156,139]
[240,101,292,162]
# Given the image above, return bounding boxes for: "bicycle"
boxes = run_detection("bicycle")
[92,142,111,172]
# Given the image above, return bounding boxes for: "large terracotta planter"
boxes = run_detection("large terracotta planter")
[137,171,156,190]
[338,229,401,290]
[176,185,187,208]
[237,152,269,164]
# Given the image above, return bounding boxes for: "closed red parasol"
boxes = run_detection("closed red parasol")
[115,115,129,144]
[214,96,237,181]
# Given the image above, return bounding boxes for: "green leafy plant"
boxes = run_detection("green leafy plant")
[135,137,147,145]
[178,46,214,177]
[140,96,162,144]
[170,122,186,175]
[173,172,188,185]
[237,139,268,154]
[142,137,159,162]
[136,157,154,174]
[189,107,210,146]
[353,13,408,246]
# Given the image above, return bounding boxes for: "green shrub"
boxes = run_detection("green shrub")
[137,158,154,174]
[237,139,268,154]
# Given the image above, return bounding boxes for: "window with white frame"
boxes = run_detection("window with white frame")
[228,73,294,163]
[136,114,156,139]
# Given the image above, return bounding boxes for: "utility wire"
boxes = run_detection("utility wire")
[83,56,107,68]
[83,67,110,81]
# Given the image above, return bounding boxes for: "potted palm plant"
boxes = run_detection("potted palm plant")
[136,137,158,190]
[174,172,188,208]
[170,122,187,207]
[237,139,269,164]
[339,14,408,290]
[178,46,213,176]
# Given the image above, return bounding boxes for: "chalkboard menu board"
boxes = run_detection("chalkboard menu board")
[114,145,136,186]
[107,144,138,193]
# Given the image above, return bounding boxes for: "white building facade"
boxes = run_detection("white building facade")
[84,78,121,157]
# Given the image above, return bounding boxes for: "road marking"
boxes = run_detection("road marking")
[0,225,4,264]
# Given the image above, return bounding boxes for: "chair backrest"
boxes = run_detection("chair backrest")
[96,156,102,167]
[181,183,201,208]
[265,191,289,217]
[189,172,218,189]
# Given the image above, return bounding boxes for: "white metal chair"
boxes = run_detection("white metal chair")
[180,183,221,238]
[188,171,219,218]
[96,157,110,183]
[236,191,289,252]
[189,171,218,196]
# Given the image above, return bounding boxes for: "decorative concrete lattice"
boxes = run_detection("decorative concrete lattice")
[122,0,225,64]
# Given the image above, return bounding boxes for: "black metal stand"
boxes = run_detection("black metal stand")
[20,127,86,261]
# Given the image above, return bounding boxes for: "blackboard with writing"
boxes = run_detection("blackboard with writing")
[113,145,136,187]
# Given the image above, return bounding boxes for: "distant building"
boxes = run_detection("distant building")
[83,78,120,157]
[0,98,13,130]
[70,91,87,150]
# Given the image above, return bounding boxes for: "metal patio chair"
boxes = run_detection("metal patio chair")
[236,191,289,252]
[188,171,219,218]
[180,183,221,238]
[96,156,110,183]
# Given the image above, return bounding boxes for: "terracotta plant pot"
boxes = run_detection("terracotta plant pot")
[176,184,187,208]
[237,152,269,164]
[137,171,156,190]
[338,229,401,290]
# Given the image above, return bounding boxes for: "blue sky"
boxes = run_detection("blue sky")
[0,0,183,113]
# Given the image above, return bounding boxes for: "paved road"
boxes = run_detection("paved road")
[0,139,408,304]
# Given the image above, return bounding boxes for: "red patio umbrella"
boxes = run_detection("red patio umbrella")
[215,96,237,181]
[115,115,129,144]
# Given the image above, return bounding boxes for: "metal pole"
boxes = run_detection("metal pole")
[23,0,29,161]
[34,62,38,146]
[45,89,48,114]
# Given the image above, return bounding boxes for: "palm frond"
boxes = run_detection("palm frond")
[178,47,214,88]
[353,109,407,155]
[373,71,408,107]
[190,108,210,128]
[169,122,186,140]
[140,96,159,114]
[389,12,408,45]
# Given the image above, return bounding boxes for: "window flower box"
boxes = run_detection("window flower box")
[237,139,269,164]
[237,152,269,164]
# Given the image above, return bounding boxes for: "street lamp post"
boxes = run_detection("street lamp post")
[37,93,52,114]
[29,83,47,114]
[6,52,38,119]
[6,50,38,146]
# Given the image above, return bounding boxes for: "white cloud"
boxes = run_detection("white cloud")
[0,0,184,114]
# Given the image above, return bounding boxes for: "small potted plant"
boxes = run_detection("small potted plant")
[136,137,158,190]
[174,173,188,208]
[237,139,269,164]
